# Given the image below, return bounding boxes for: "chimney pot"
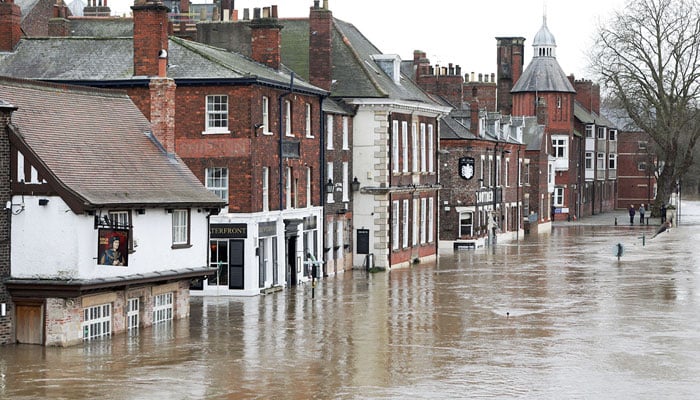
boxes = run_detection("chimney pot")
[271,5,278,18]
[456,65,461,76]
[253,7,260,19]
[243,8,249,20]
[262,7,269,18]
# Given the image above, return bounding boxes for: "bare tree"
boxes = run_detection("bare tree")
[591,0,700,215]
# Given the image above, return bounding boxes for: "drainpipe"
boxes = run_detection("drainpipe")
[279,73,295,210]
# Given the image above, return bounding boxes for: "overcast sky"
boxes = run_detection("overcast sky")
[109,0,628,80]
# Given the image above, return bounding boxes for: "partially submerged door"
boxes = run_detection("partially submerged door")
[15,303,44,345]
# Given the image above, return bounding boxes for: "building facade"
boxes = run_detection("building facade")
[0,77,224,346]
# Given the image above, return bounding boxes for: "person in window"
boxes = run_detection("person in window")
[100,236,125,266]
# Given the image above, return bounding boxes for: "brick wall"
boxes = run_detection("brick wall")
[0,0,22,52]
[0,104,15,344]
[173,84,322,213]
[132,1,169,77]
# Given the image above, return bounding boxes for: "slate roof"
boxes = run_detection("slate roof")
[69,18,134,37]
[16,0,40,22]
[0,36,324,94]
[280,17,437,103]
[0,77,225,211]
[574,102,617,128]
[511,56,576,94]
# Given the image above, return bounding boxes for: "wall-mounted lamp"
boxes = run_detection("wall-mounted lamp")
[325,179,334,194]
[351,177,361,192]
[6,199,25,215]
[38,198,49,206]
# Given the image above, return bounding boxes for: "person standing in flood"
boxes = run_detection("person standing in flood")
[639,204,645,224]
[660,203,667,223]
[628,204,636,225]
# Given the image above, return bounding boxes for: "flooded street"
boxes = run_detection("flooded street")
[2,201,700,399]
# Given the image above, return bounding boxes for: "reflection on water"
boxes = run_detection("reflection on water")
[2,201,700,399]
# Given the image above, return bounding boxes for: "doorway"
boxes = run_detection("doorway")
[15,303,44,345]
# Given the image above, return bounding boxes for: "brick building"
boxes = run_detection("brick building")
[196,1,449,270]
[0,1,328,296]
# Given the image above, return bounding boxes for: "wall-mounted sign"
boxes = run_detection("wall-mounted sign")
[459,157,475,180]
[98,228,129,266]
[258,221,277,237]
[210,223,247,239]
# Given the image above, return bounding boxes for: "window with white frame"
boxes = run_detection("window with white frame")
[420,123,427,172]
[412,123,418,172]
[153,292,173,324]
[428,197,434,242]
[326,162,334,203]
[402,199,409,248]
[609,129,617,141]
[262,167,269,212]
[326,115,334,149]
[402,121,408,173]
[420,198,427,244]
[306,167,312,207]
[172,209,189,246]
[392,120,400,173]
[480,156,485,187]
[284,100,292,136]
[524,161,530,185]
[585,125,594,138]
[597,152,605,170]
[597,127,606,139]
[552,137,567,158]
[505,158,510,186]
[305,104,313,138]
[459,212,472,237]
[286,166,292,209]
[585,152,593,169]
[638,141,647,150]
[428,124,434,173]
[127,298,139,331]
[342,162,349,202]
[638,162,647,171]
[262,96,270,134]
[495,156,501,186]
[608,154,617,169]
[205,167,228,202]
[392,200,400,250]
[342,116,349,150]
[412,198,419,246]
[83,303,111,341]
[205,95,228,134]
[548,163,553,185]
[518,159,522,186]
[554,187,564,206]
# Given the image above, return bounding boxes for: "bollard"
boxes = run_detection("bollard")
[638,233,646,246]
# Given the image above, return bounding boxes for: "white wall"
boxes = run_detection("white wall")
[10,195,209,280]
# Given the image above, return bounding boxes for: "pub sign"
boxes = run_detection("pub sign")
[459,157,475,180]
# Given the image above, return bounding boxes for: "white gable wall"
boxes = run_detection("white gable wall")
[10,195,208,280]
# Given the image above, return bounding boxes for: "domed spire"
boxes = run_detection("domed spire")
[533,14,556,58]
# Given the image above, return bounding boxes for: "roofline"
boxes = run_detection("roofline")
[42,77,328,96]
[343,98,451,115]
[6,266,216,299]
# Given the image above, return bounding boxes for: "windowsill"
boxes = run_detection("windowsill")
[262,131,273,136]
[202,129,231,135]
[306,134,315,138]
[171,243,192,250]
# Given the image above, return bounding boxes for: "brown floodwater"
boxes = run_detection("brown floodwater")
[2,201,700,399]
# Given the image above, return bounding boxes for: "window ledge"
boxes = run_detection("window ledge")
[171,243,193,250]
[202,129,231,135]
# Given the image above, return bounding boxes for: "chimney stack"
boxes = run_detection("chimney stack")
[250,5,283,70]
[470,99,480,136]
[309,2,332,90]
[0,0,22,52]
[132,0,170,77]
